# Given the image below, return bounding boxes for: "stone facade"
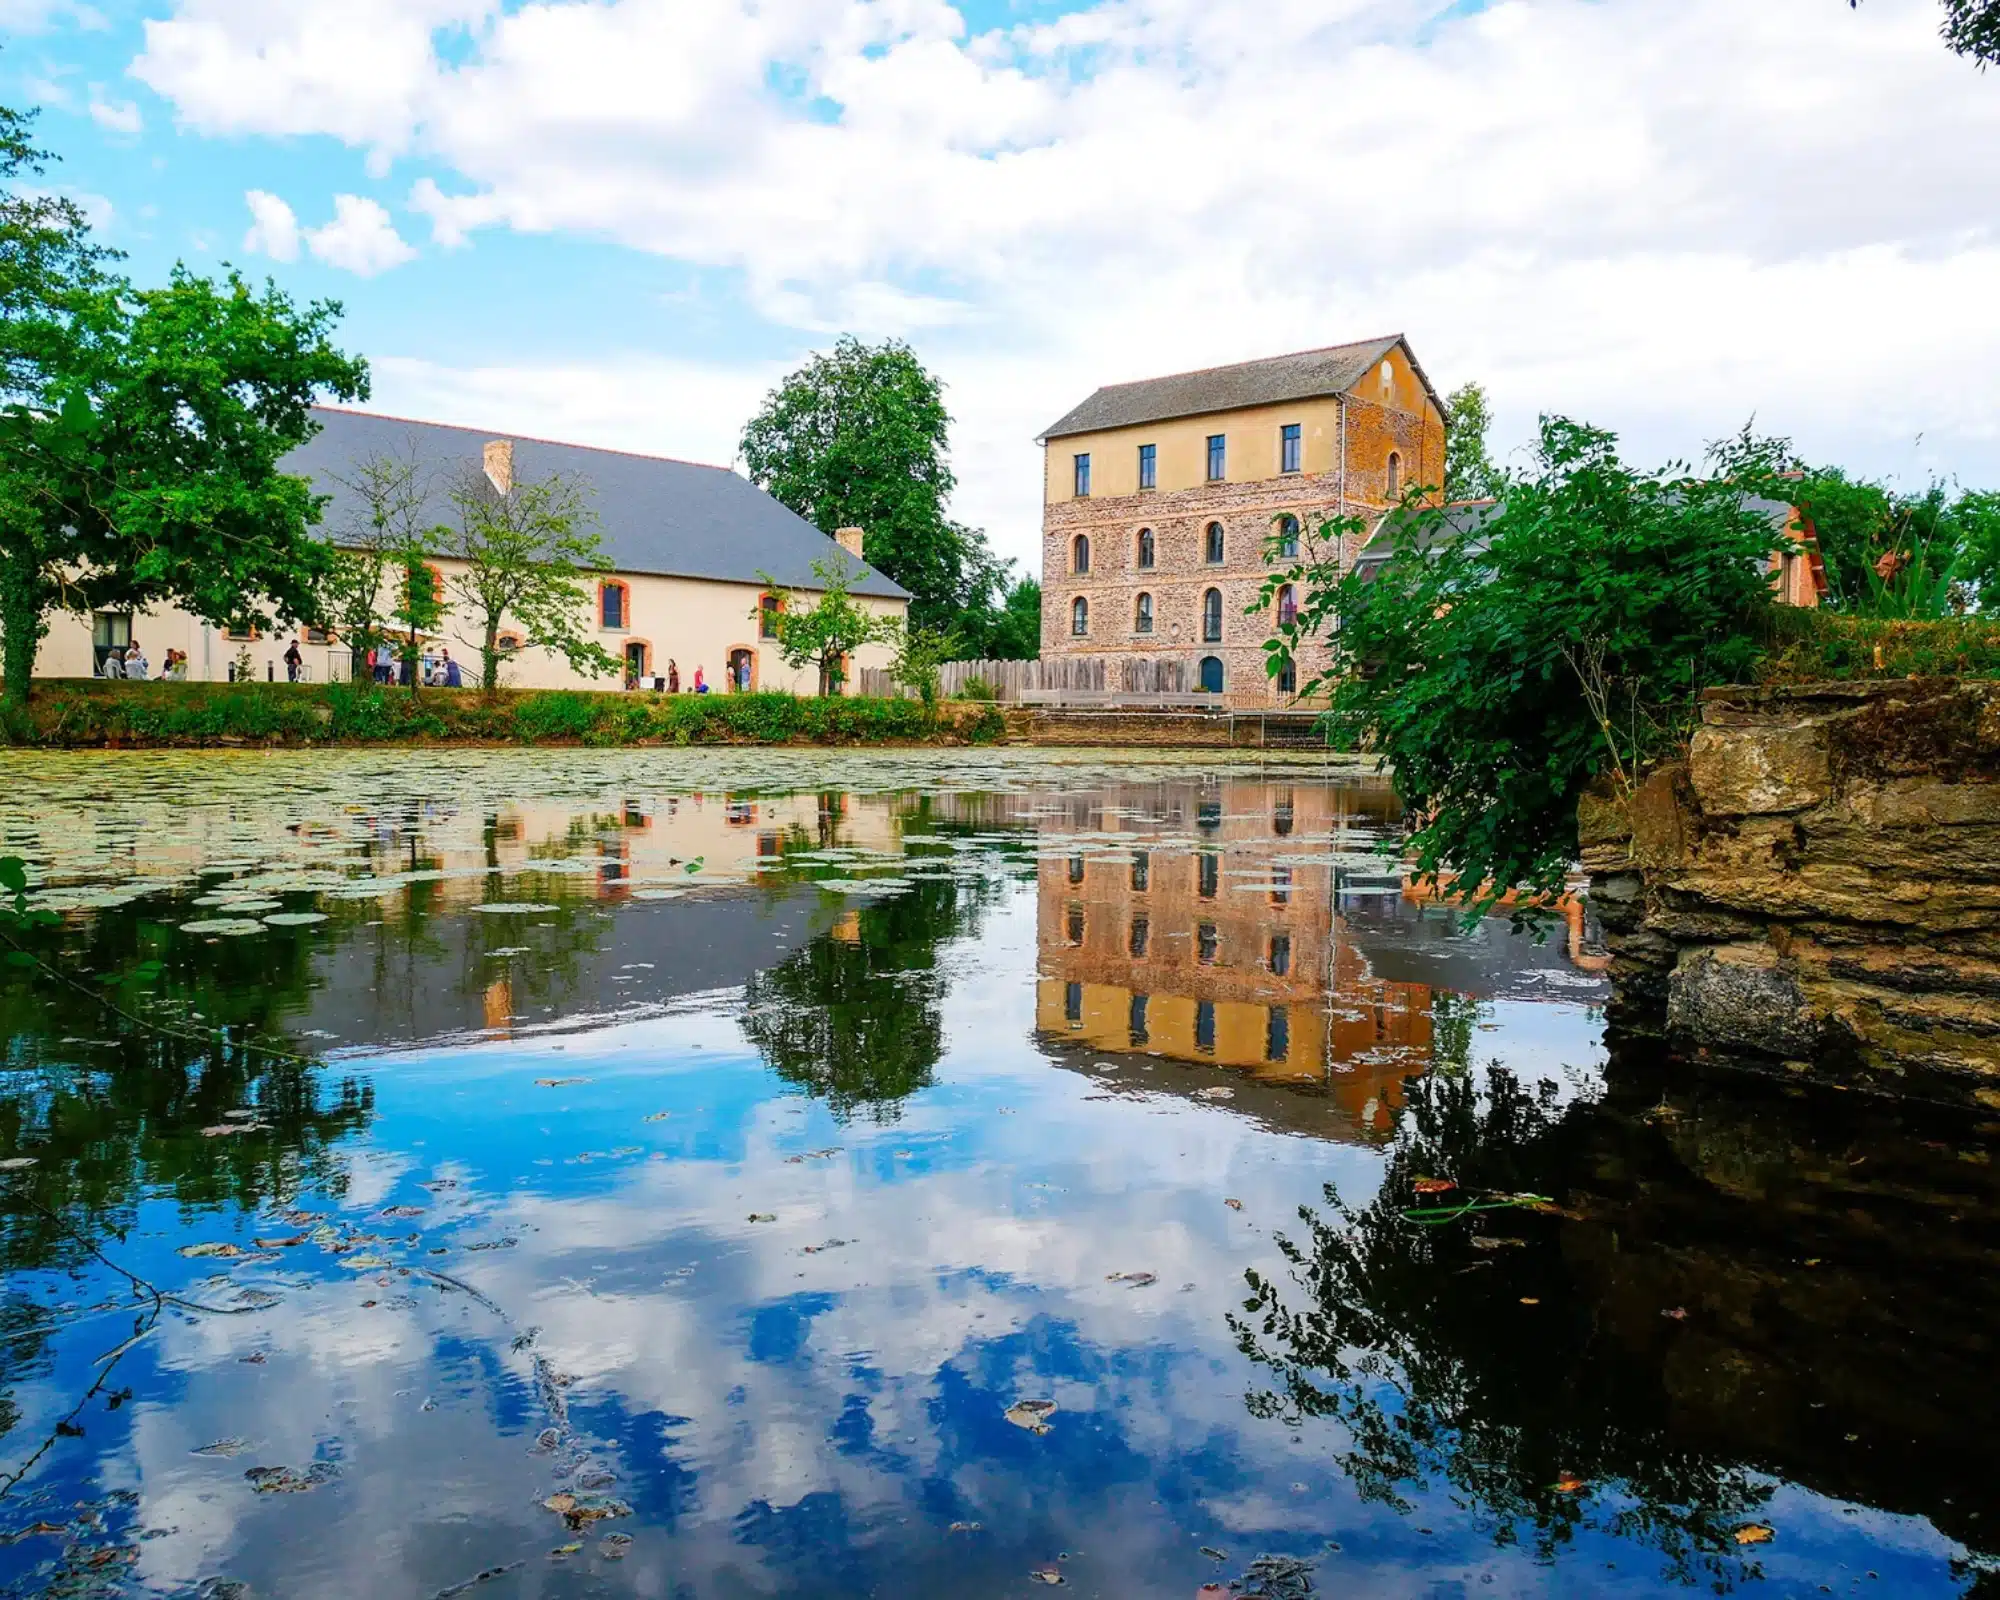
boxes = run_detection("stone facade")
[1038,342,1447,708]
[1583,679,2000,1105]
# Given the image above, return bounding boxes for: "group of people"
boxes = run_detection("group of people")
[624,658,721,694]
[364,642,463,688]
[99,642,190,680]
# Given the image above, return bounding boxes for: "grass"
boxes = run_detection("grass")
[0,681,1009,749]
[1754,609,2000,685]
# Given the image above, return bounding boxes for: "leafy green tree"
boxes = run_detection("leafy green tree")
[319,445,435,682]
[890,624,956,709]
[739,336,996,634]
[1443,381,1506,504]
[1957,490,2000,607]
[956,573,1041,661]
[442,464,617,694]
[390,551,448,692]
[1792,467,1892,607]
[1794,470,1998,618]
[1854,0,2000,66]
[1262,418,1787,917]
[0,105,367,705]
[762,555,900,696]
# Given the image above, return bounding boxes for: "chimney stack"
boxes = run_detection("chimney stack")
[834,525,865,558]
[484,439,514,496]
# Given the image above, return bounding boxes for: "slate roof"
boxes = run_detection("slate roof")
[1038,335,1443,441]
[282,407,910,601]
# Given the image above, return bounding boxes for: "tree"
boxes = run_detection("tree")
[890,624,956,709]
[1853,0,2000,66]
[762,555,901,696]
[981,575,1043,661]
[0,105,367,705]
[1261,418,1788,918]
[442,464,617,694]
[389,549,448,693]
[1443,381,1506,504]
[739,336,996,634]
[321,445,435,683]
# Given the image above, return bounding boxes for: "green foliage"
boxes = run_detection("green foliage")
[1442,381,1506,504]
[1796,471,1996,618]
[442,463,616,692]
[0,105,367,704]
[320,444,436,675]
[1942,0,2000,63]
[761,555,901,696]
[0,679,1005,748]
[890,625,956,709]
[1266,418,1787,917]
[1755,608,2000,682]
[960,575,1042,661]
[956,676,997,702]
[739,335,998,635]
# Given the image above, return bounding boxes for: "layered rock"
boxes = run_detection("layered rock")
[1583,679,2000,1104]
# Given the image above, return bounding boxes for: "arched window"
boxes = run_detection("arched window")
[1386,452,1402,501]
[1072,534,1090,575]
[600,580,629,630]
[1202,587,1222,642]
[1275,514,1299,559]
[1136,528,1155,570]
[1134,592,1153,634]
[1071,596,1089,636]
[1204,522,1225,564]
[1276,583,1297,627]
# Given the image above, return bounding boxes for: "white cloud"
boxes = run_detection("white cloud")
[87,87,143,135]
[136,0,2000,562]
[241,188,299,262]
[305,193,418,276]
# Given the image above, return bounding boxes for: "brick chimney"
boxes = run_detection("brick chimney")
[484,439,514,496]
[834,525,865,558]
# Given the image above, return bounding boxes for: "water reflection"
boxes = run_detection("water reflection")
[0,751,1987,1597]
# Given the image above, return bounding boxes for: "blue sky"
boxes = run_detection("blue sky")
[6,0,1999,569]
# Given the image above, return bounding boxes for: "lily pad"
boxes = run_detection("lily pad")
[262,911,329,927]
[180,918,265,937]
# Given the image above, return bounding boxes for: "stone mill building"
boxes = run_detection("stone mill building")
[1036,335,1447,705]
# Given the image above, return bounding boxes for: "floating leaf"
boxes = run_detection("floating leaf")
[1734,1524,1775,1546]
[1005,1399,1056,1435]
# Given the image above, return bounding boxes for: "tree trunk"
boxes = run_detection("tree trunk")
[482,616,501,701]
[0,553,48,710]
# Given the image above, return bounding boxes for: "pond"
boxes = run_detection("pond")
[0,749,1995,1599]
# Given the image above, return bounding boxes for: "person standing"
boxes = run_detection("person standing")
[284,638,303,682]
[442,648,461,689]
[666,659,680,694]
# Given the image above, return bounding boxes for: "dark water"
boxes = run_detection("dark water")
[0,750,1994,1599]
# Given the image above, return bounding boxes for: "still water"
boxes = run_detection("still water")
[0,750,1993,1599]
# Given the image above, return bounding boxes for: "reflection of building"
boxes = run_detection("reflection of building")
[1032,777,1437,1137]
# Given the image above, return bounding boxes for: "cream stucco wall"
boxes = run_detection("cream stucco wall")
[28,561,906,694]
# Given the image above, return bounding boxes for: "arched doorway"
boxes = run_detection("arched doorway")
[623,640,649,686]
[726,646,757,692]
[1198,655,1224,693]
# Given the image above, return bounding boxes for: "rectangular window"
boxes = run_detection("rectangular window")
[1129,916,1150,958]
[1281,424,1302,475]
[758,594,782,639]
[305,625,332,645]
[1138,443,1156,491]
[1206,434,1226,482]
[1073,453,1091,498]
[601,584,625,630]
[1128,993,1150,1047]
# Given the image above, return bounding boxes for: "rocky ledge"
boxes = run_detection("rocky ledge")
[1582,678,2000,1105]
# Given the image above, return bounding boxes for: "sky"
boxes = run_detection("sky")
[4,0,1999,572]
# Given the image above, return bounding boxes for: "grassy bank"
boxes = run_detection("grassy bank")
[1756,610,2000,683]
[0,680,1009,748]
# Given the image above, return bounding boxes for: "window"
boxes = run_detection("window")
[1269,934,1292,977]
[1198,798,1221,831]
[1206,434,1226,482]
[1131,852,1150,893]
[1195,1000,1216,1053]
[1068,854,1086,885]
[1129,916,1150,958]
[1275,515,1299,559]
[1136,528,1155,569]
[1065,981,1083,1026]
[1386,452,1402,501]
[1202,588,1223,643]
[224,621,259,642]
[1274,795,1295,836]
[1197,923,1219,964]
[600,581,628,630]
[497,632,523,653]
[1129,993,1150,1047]
[1074,453,1092,498]
[1198,852,1219,899]
[1380,359,1394,393]
[1071,596,1089,637]
[1280,423,1302,475]
[1204,522,1225,564]
[1072,534,1091,575]
[758,593,784,639]
[1276,584,1297,628]
[1134,593,1153,634]
[1138,443,1157,491]
[305,625,332,645]
[1266,1006,1291,1064]
[1067,906,1085,946]
[1277,658,1297,695]
[1270,865,1292,906]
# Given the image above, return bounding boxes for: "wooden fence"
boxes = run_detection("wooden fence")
[857,657,1199,702]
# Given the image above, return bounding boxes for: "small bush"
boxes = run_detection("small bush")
[957,677,996,701]
[1755,609,2000,683]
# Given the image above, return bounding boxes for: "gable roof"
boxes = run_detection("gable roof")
[282,407,910,601]
[1038,335,1445,442]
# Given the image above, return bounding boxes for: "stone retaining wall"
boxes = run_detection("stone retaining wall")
[1583,679,2000,1104]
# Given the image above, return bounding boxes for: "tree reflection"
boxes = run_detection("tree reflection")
[1232,1069,1772,1589]
[740,878,982,1120]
